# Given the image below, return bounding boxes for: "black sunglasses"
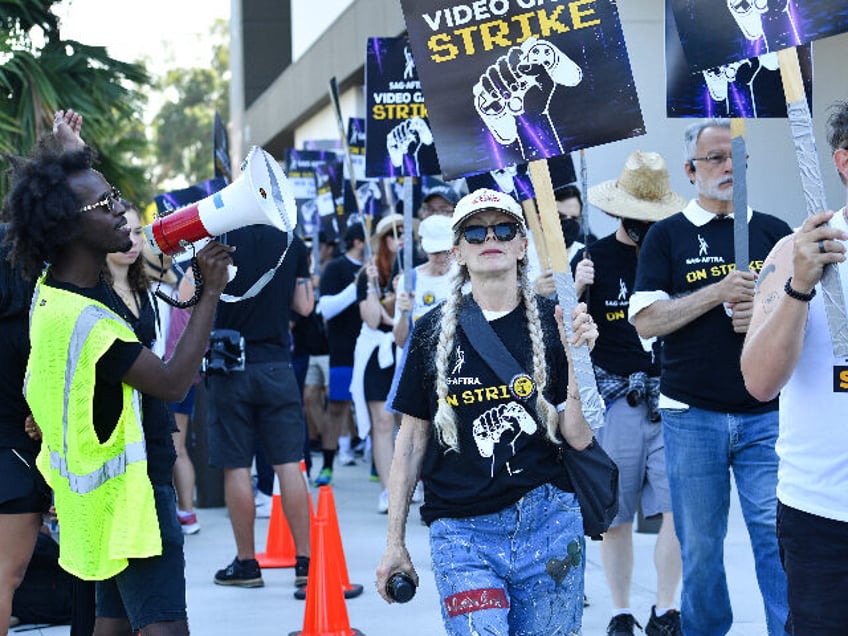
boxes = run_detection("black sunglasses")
[461,222,521,245]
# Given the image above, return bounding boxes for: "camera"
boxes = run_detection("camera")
[203,329,245,375]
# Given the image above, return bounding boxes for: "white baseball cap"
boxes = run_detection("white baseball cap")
[451,188,525,231]
[418,214,454,253]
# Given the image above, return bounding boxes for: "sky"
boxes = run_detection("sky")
[54,0,231,75]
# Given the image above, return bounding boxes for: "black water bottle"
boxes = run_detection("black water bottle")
[386,572,416,603]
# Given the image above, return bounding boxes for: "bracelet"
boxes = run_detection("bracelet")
[566,390,580,401]
[784,277,816,302]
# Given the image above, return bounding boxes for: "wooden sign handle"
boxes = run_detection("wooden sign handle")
[521,198,550,273]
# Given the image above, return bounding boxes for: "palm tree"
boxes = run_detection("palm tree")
[0,0,152,202]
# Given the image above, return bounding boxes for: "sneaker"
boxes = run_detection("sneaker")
[295,555,310,588]
[411,480,424,503]
[645,607,682,636]
[314,467,333,486]
[607,613,641,636]
[214,557,264,588]
[338,450,356,466]
[377,489,389,514]
[177,510,200,535]
[352,436,367,457]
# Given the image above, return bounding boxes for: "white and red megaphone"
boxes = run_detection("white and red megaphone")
[143,146,297,256]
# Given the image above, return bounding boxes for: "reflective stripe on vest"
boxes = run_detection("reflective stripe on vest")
[58,303,145,493]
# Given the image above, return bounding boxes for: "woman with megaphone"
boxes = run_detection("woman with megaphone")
[3,111,233,636]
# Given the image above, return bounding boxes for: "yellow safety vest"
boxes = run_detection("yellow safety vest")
[25,275,161,580]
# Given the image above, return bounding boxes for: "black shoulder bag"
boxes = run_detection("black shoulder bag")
[457,296,618,540]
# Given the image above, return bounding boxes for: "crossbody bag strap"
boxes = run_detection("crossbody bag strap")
[457,296,538,412]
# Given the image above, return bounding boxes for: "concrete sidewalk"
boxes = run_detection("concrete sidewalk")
[21,455,770,635]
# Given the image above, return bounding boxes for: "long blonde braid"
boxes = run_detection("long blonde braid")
[431,261,468,452]
[518,259,560,443]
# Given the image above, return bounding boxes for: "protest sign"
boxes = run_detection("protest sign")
[365,36,441,178]
[285,149,342,241]
[465,152,575,201]
[344,117,385,218]
[154,177,228,216]
[666,2,813,118]
[671,0,848,72]
[399,0,644,180]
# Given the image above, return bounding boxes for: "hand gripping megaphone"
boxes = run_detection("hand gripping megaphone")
[143,146,297,256]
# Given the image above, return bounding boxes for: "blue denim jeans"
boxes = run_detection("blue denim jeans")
[429,483,584,636]
[661,406,788,636]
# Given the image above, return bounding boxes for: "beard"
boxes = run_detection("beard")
[696,174,734,202]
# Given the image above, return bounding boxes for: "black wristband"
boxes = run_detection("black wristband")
[784,277,816,302]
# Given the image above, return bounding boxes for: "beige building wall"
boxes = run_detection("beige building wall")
[232,0,848,233]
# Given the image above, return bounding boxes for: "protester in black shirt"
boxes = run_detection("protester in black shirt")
[208,227,314,590]
[3,110,231,636]
[377,189,598,634]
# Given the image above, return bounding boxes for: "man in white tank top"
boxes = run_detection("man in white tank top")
[742,100,848,635]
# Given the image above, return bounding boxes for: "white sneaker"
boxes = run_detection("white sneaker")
[377,489,389,514]
[338,450,356,466]
[255,491,273,519]
[411,481,424,503]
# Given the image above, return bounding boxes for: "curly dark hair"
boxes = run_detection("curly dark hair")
[2,146,95,279]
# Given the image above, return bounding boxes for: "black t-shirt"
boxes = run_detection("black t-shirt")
[291,309,329,357]
[572,234,659,377]
[393,295,572,525]
[319,255,363,367]
[215,228,309,364]
[0,226,37,451]
[46,275,176,485]
[355,270,392,333]
[634,210,791,413]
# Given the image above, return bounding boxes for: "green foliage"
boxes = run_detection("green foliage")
[0,0,152,203]
[150,18,230,191]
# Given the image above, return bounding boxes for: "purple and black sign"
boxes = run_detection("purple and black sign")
[399,0,644,180]
[670,0,848,73]
[154,177,228,216]
[365,36,442,178]
[465,153,576,201]
[666,1,813,118]
[285,149,342,241]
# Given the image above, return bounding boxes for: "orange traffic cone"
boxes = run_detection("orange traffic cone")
[316,485,364,599]
[256,473,297,568]
[295,486,363,601]
[288,515,364,636]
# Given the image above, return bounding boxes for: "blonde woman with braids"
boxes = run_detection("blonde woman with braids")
[376,188,598,634]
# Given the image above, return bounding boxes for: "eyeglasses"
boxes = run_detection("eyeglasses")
[690,153,748,166]
[461,222,521,245]
[80,187,122,214]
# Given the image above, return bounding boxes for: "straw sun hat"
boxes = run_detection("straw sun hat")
[588,151,686,222]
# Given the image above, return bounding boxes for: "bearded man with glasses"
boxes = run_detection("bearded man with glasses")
[377,188,599,634]
[629,118,792,636]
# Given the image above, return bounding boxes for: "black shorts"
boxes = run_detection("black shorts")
[0,448,51,515]
[364,348,395,402]
[207,362,305,468]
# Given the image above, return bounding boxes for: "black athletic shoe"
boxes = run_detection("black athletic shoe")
[295,555,310,588]
[214,557,264,588]
[607,613,642,636]
[645,607,682,636]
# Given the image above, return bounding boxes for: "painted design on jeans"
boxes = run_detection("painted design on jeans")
[472,401,537,477]
[546,541,582,585]
[444,587,509,618]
